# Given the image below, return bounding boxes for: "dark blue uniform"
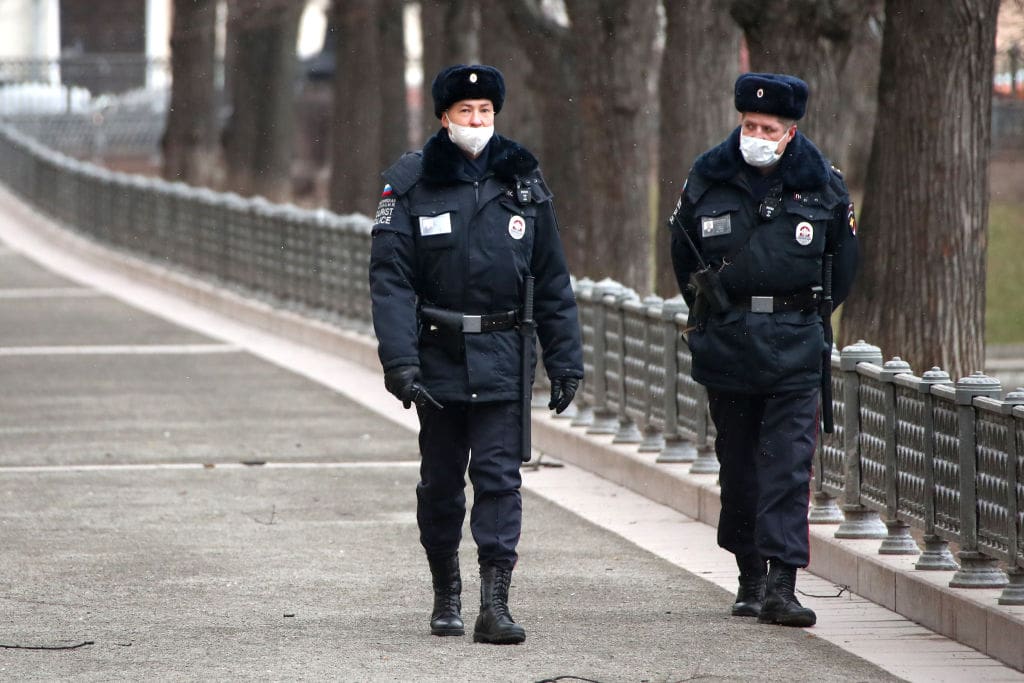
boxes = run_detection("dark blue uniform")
[369,129,583,568]
[668,127,858,567]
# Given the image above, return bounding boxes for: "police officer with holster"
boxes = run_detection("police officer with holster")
[667,73,858,627]
[369,65,583,644]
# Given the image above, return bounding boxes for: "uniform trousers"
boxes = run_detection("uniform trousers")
[415,400,523,569]
[707,387,819,568]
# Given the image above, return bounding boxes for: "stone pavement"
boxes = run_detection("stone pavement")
[1,187,1022,681]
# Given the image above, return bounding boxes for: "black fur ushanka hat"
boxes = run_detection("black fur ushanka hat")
[734,73,808,120]
[431,64,505,119]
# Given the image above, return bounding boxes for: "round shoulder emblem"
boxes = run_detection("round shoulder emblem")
[508,215,526,240]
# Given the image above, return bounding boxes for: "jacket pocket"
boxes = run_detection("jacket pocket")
[409,199,458,251]
[496,197,537,265]
[692,199,743,261]
[772,312,825,379]
[687,308,747,384]
[781,202,828,251]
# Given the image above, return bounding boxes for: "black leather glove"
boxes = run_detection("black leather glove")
[548,377,580,414]
[383,365,443,410]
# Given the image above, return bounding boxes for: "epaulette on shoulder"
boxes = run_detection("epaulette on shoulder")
[817,163,849,210]
[382,151,423,196]
[827,163,849,193]
[683,170,712,203]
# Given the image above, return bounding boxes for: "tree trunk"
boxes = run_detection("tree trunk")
[730,0,883,185]
[479,0,542,152]
[163,0,218,186]
[838,10,884,189]
[329,0,382,216]
[500,1,584,274]
[564,0,659,292]
[222,0,302,202]
[419,0,478,139]
[378,0,409,165]
[840,0,998,379]
[654,0,740,297]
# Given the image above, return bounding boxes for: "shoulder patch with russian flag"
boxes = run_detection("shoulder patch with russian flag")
[375,184,396,225]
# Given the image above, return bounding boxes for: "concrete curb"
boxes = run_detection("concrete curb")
[2,187,1022,673]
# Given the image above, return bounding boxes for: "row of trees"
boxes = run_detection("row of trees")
[161,0,1004,379]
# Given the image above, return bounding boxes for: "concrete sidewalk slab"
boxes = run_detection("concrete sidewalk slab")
[1,350,418,467]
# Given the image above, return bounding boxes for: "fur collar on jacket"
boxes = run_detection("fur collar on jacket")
[693,126,831,190]
[421,128,539,184]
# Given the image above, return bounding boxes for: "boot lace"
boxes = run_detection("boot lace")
[490,569,515,621]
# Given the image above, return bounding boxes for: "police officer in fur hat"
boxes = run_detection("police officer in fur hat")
[667,73,858,627]
[369,64,583,644]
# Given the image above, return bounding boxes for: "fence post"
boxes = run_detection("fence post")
[611,288,642,444]
[999,387,1024,604]
[689,386,720,475]
[637,295,665,452]
[570,278,595,427]
[810,347,843,523]
[656,297,694,463]
[877,357,920,555]
[914,367,960,570]
[586,278,621,435]
[949,372,1008,589]
[835,340,888,539]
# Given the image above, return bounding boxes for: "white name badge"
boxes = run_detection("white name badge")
[419,213,453,236]
[701,214,731,237]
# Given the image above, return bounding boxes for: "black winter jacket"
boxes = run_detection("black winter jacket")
[369,129,583,402]
[668,127,859,394]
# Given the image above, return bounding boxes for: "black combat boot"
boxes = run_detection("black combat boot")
[758,561,817,627]
[472,565,526,644]
[427,554,464,636]
[731,553,766,617]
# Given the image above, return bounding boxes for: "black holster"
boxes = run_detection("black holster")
[686,267,730,331]
[419,306,465,362]
[689,268,730,315]
[686,287,708,331]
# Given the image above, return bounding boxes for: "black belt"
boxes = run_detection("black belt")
[420,305,520,333]
[732,290,821,313]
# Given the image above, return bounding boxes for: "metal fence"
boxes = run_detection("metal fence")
[0,55,171,158]
[1,121,1022,606]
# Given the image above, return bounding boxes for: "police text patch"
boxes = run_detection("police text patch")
[701,215,731,238]
[375,196,396,225]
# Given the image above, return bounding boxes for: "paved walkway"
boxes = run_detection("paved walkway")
[1,188,1022,681]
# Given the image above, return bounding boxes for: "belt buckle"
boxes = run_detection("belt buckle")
[750,296,773,314]
[462,315,482,333]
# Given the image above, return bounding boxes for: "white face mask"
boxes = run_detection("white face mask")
[739,129,790,168]
[447,120,494,157]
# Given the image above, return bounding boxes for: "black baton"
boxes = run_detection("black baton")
[820,255,835,434]
[520,276,535,462]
